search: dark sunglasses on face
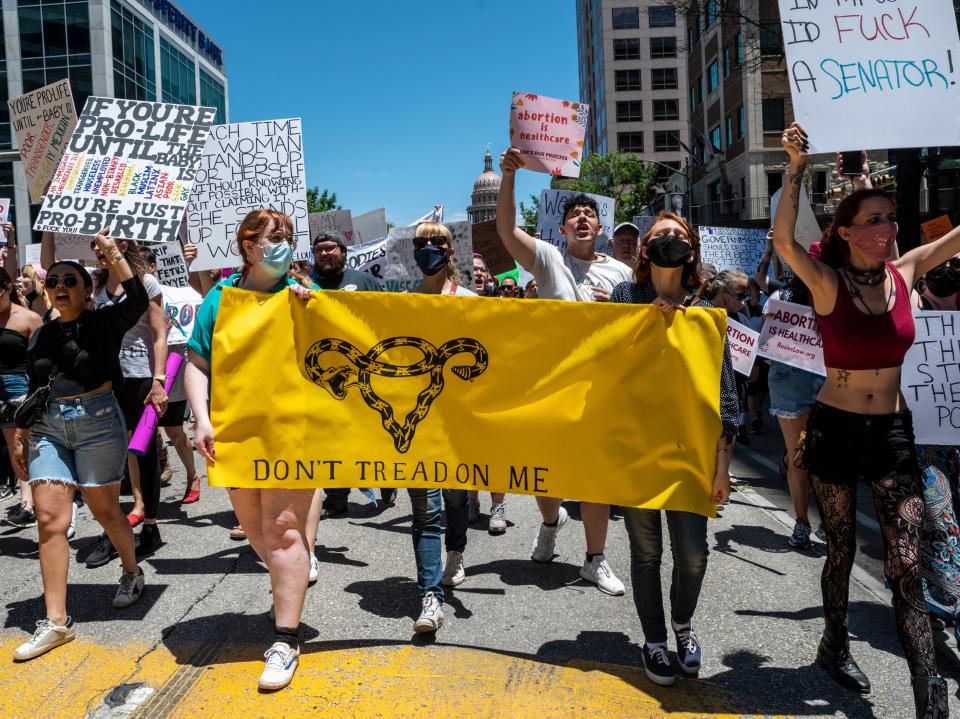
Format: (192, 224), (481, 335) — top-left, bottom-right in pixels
(413, 236), (447, 250)
(45, 274), (81, 289)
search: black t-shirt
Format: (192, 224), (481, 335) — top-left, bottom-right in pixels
(28, 276), (149, 397)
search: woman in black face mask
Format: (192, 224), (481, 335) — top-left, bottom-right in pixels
(610, 212), (740, 688)
(409, 222), (476, 297)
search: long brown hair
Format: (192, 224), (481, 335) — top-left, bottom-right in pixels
(235, 209), (311, 287)
(633, 211), (704, 293)
(820, 189), (894, 269)
(0, 269), (24, 307)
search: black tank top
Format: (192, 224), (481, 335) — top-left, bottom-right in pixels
(0, 328), (29, 376)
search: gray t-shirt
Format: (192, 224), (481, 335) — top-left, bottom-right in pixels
(94, 272), (162, 379)
(532, 240), (632, 302)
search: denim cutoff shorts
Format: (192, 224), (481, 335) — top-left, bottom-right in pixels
(768, 361), (825, 419)
(28, 387), (129, 487)
(0, 374), (29, 428)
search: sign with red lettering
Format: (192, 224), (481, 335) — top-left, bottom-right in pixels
(510, 92), (588, 178)
(901, 312), (960, 445)
(727, 317), (760, 377)
(777, 0), (960, 152)
(757, 299), (826, 376)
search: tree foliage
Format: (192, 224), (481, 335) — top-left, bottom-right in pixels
(518, 194), (540, 232)
(550, 152), (660, 224)
(307, 187), (341, 213)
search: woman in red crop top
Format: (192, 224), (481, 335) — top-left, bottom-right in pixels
(774, 123), (960, 719)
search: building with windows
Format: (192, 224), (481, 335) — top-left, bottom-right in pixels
(576, 0), (690, 187)
(0, 0), (228, 243)
(467, 148), (500, 224)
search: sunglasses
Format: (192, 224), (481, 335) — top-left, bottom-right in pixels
(413, 236), (447, 250)
(45, 274), (81, 289)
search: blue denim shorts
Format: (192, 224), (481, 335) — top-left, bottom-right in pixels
(0, 374), (29, 428)
(767, 361), (825, 419)
(28, 388), (129, 488)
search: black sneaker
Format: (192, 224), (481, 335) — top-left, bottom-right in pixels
(0, 484), (16, 504)
(641, 643), (676, 686)
(380, 489), (397, 507)
(85, 534), (118, 568)
(319, 504), (348, 520)
(3, 506), (37, 529)
(673, 624), (702, 676)
(134, 524), (163, 559)
(749, 417), (763, 435)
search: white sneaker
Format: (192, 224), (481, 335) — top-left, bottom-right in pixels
(308, 554), (319, 585)
(413, 592), (444, 633)
(113, 569), (145, 608)
(258, 641), (299, 690)
(579, 554), (625, 596)
(488, 502), (507, 535)
(66, 502), (78, 540)
(531, 506), (568, 562)
(13, 618), (76, 661)
(441, 550), (466, 587)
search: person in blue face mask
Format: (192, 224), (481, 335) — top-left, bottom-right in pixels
(409, 222), (476, 297)
(185, 209), (316, 692)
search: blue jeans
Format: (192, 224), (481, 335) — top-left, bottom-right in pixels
(624, 508), (709, 644)
(409, 489), (444, 602)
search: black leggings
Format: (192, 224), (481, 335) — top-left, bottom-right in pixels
(116, 378), (160, 521)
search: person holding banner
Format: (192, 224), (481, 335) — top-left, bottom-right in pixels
(185, 209), (315, 691)
(11, 232), (147, 661)
(776, 123), (960, 718)
(610, 212), (738, 687)
(497, 149), (630, 596)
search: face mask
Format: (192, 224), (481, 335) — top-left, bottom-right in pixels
(845, 221), (898, 263)
(414, 246), (449, 276)
(924, 262), (960, 298)
(646, 234), (693, 268)
(259, 241), (293, 278)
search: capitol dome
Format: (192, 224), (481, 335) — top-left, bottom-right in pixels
(467, 148), (501, 224)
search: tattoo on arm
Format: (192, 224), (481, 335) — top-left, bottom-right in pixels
(788, 164), (807, 204)
(836, 369), (850, 388)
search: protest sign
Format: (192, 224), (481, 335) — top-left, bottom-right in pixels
(757, 299), (825, 376)
(0, 199), (9, 222)
(33, 97), (216, 243)
(902, 312), (960, 445)
(53, 232), (97, 263)
(921, 215), (953, 244)
(352, 207), (388, 245)
(777, 0), (960, 153)
(152, 241), (190, 288)
(536, 189), (614, 255)
(471, 219), (515, 276)
(25, 243), (41, 267)
(346, 236), (388, 289)
(187, 118), (309, 271)
(309, 209), (353, 245)
(769, 185), (820, 250)
(632, 216), (655, 238)
(8, 79), (77, 203)
(510, 92), (588, 178)
(384, 221), (473, 293)
(162, 284), (203, 346)
(727, 317), (760, 377)
(698, 226), (768, 275)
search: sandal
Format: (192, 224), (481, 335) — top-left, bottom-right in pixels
(181, 476), (201, 505)
(126, 511), (145, 527)
(229, 525), (246, 541)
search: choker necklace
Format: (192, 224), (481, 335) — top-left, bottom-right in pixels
(846, 265), (885, 286)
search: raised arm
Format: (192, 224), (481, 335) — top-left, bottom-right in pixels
(755, 233), (775, 294)
(40, 231), (56, 272)
(496, 148), (537, 271)
(895, 225), (960, 290)
(2, 223), (18, 279)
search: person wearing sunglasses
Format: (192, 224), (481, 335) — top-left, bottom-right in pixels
(408, 223), (474, 297)
(185, 209), (316, 691)
(11, 231), (148, 661)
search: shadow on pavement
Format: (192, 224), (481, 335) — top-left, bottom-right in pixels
(4, 583), (168, 633)
(146, 545), (267, 576)
(466, 558), (586, 592)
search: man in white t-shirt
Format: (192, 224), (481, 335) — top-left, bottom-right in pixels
(495, 147), (630, 597)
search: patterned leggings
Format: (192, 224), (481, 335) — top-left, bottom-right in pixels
(813, 472), (937, 678)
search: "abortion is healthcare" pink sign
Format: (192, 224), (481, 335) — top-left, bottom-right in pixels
(510, 92), (589, 178)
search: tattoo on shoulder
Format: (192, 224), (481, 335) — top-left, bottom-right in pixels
(837, 369), (850, 388)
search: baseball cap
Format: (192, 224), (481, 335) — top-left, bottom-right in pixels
(613, 222), (640, 236)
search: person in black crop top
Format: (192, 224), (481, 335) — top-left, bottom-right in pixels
(10, 231), (148, 663)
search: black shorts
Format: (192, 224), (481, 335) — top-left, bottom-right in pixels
(799, 402), (921, 486)
(159, 400), (188, 427)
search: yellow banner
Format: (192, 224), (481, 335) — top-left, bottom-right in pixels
(208, 289), (726, 517)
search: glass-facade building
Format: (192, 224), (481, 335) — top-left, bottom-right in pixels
(1, 0), (228, 242)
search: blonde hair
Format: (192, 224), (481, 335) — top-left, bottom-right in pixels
(20, 265), (51, 310)
(415, 222), (462, 285)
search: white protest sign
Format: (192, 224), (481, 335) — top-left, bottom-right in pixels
(757, 299), (825, 376)
(161, 284), (203, 346)
(308, 209), (354, 245)
(25, 243), (41, 267)
(8, 79), (77, 203)
(770, 186), (820, 250)
(187, 118), (309, 271)
(53, 232), (97, 263)
(777, 0), (960, 153)
(34, 97), (216, 242)
(384, 221), (473, 293)
(346, 236), (388, 289)
(698, 226), (768, 275)
(352, 207), (388, 245)
(0, 199), (9, 222)
(727, 317), (760, 377)
(152, 241), (189, 288)
(901, 312), (960, 445)
(536, 189), (614, 255)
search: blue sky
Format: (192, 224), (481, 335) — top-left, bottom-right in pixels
(189, 1), (579, 226)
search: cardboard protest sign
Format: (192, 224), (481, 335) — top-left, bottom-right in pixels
(698, 226), (768, 276)
(152, 241), (190, 288)
(34, 97), (216, 242)
(757, 299), (825, 376)
(346, 236), (388, 289)
(921, 215), (953, 244)
(53, 232), (97, 263)
(471, 219), (515, 276)
(0, 199), (9, 222)
(308, 209), (353, 245)
(902, 312), (960, 444)
(384, 221), (473, 293)
(777, 0), (960, 153)
(510, 92), (588, 178)
(727, 317), (760, 377)
(769, 185), (820, 250)
(187, 118), (309, 271)
(162, 284), (203, 346)
(536, 189), (614, 256)
(8, 79), (77, 203)
(352, 207), (387, 245)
